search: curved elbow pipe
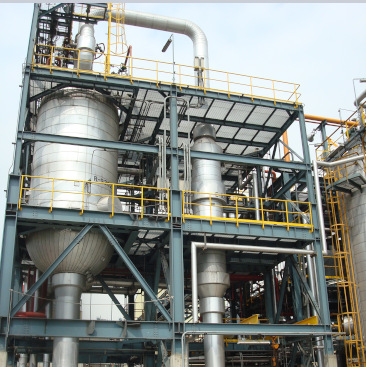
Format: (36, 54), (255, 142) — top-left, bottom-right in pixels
(93, 8), (210, 86)
(354, 89), (366, 107)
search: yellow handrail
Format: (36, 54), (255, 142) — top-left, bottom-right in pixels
(19, 175), (313, 231)
(19, 175), (170, 220)
(182, 190), (313, 231)
(31, 44), (301, 105)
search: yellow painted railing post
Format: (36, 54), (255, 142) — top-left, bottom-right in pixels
(203, 69), (206, 95)
(179, 64), (182, 90)
(49, 45), (54, 74)
(182, 191), (185, 223)
(18, 175), (25, 210)
(260, 197), (265, 229)
(273, 80), (276, 105)
(294, 83), (298, 107)
(79, 181), (85, 215)
(250, 76), (254, 101)
(235, 196), (239, 227)
(285, 201), (289, 231)
(140, 187), (144, 220)
(209, 193), (212, 225)
(49, 178), (55, 213)
(167, 189), (170, 221)
(110, 183), (115, 218)
(308, 203), (313, 233)
(156, 61), (159, 88)
(227, 72), (230, 98)
(77, 49), (80, 77)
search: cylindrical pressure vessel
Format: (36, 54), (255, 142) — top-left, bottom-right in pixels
(191, 124), (229, 367)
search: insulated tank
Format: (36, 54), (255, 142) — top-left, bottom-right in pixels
(343, 145), (366, 343)
(25, 88), (119, 367)
(26, 89), (118, 275)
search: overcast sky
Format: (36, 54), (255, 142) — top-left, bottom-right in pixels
(1, 2), (366, 242)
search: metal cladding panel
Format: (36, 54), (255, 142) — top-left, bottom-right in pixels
(191, 128), (226, 217)
(205, 100), (233, 120)
(254, 130), (276, 144)
(345, 159), (366, 343)
(27, 229), (114, 275)
(215, 126), (239, 139)
(246, 106), (274, 126)
(30, 89), (118, 210)
(27, 89), (118, 275)
(226, 103), (253, 123)
(266, 109), (289, 128)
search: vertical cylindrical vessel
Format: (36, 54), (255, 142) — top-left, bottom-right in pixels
(344, 147), (366, 343)
(74, 24), (96, 70)
(191, 124), (229, 367)
(26, 89), (119, 367)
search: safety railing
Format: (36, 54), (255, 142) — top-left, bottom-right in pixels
(18, 175), (170, 220)
(182, 191), (313, 231)
(323, 149), (366, 184)
(19, 175), (313, 231)
(315, 105), (365, 161)
(31, 44), (301, 105)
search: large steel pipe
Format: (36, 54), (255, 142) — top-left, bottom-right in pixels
(191, 124), (229, 367)
(92, 8), (210, 86)
(52, 273), (85, 367)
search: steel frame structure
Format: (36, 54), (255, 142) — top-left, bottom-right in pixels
(0, 4), (336, 366)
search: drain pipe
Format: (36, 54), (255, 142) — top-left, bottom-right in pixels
(92, 8), (210, 87)
(313, 154), (365, 256)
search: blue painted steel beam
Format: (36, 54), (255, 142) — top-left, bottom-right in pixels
(96, 276), (131, 321)
(98, 225), (172, 322)
(29, 68), (300, 112)
(19, 131), (309, 171)
(17, 206), (318, 241)
(10, 224), (94, 317)
(2, 319), (333, 339)
(289, 256), (322, 320)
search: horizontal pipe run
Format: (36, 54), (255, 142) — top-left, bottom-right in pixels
(313, 154), (365, 256)
(193, 242), (315, 255)
(191, 241), (314, 323)
(316, 154), (364, 168)
(305, 114), (358, 127)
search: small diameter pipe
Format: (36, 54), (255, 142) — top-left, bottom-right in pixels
(191, 241), (314, 324)
(312, 160), (328, 256)
(313, 154), (365, 255)
(191, 241), (198, 323)
(252, 169), (261, 221)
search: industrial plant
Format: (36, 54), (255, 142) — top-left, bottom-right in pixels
(1, 3), (366, 367)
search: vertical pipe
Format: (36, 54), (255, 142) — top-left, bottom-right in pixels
(191, 242), (198, 323)
(29, 354), (37, 367)
(252, 169), (261, 221)
(52, 273), (85, 367)
(306, 244), (324, 367)
(18, 354), (27, 367)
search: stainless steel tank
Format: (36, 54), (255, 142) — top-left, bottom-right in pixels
(74, 24), (96, 70)
(26, 89), (119, 367)
(191, 124), (229, 367)
(344, 147), (366, 343)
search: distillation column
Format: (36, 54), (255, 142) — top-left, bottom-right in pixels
(191, 124), (230, 367)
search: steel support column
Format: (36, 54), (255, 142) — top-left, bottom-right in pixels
(298, 109), (334, 357)
(168, 93), (185, 366)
